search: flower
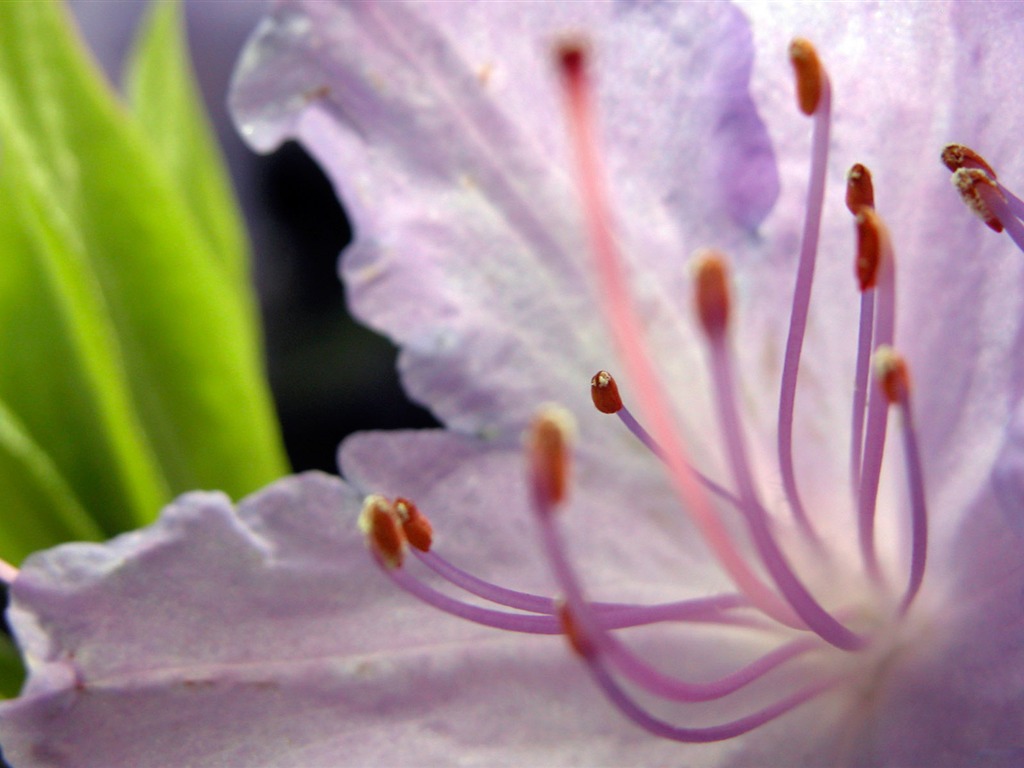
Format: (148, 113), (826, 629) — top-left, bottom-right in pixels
(3, 2), (1024, 766)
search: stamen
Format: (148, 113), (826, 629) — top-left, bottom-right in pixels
(693, 251), (730, 338)
(941, 143), (999, 178)
(696, 255), (865, 650)
(557, 41), (797, 625)
(777, 37), (832, 542)
(417, 546), (754, 629)
(529, 408), (832, 720)
(943, 144), (1024, 240)
(873, 348), (928, 613)
(593, 372), (745, 512)
(848, 168), (877, 497)
(559, 603), (596, 658)
(529, 406), (575, 508)
(590, 370), (623, 414)
(952, 168), (1005, 233)
(382, 564), (564, 635)
(394, 497), (433, 552)
(359, 495), (406, 569)
(788, 38), (825, 116)
(845, 163), (875, 215)
(584, 660), (838, 744)
(855, 210), (897, 582)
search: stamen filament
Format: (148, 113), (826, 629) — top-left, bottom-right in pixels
(584, 660), (838, 744)
(416, 548), (751, 627)
(558, 45), (796, 626)
(381, 559), (565, 635)
(897, 388), (928, 613)
(613, 400), (744, 509)
(529, 434), (825, 709)
(977, 180), (1024, 252)
(873, 349), (929, 614)
(856, 211), (897, 581)
(850, 289), (875, 499)
(777, 40), (832, 543)
(704, 309), (865, 650)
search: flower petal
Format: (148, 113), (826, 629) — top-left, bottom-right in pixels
(0, 470), (728, 766)
(229, 0), (779, 440)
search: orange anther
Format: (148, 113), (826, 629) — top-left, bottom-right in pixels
(846, 163), (875, 214)
(854, 208), (884, 291)
(359, 496), (406, 569)
(693, 251), (731, 338)
(529, 407), (574, 507)
(873, 347), (911, 404)
(789, 38), (824, 116)
(590, 370), (623, 414)
(395, 497), (433, 553)
(941, 144), (998, 179)
(558, 603), (595, 659)
(952, 168), (1005, 233)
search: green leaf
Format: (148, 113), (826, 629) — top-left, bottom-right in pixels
(0, 0), (289, 563)
(0, 634), (26, 699)
(125, 0), (250, 291)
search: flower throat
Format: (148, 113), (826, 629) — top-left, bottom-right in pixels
(358, 37), (1024, 743)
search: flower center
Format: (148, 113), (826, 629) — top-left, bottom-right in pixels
(356, 37), (1022, 744)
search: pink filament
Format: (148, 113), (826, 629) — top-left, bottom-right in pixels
(777, 76), (832, 543)
(560, 50), (798, 628)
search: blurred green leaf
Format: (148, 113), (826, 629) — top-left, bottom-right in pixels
(0, 0), (289, 564)
(0, 634), (25, 699)
(126, 0), (250, 290)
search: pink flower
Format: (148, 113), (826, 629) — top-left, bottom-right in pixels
(2, 3), (1023, 766)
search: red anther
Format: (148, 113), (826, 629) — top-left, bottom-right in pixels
(359, 496), (406, 569)
(590, 370), (623, 414)
(845, 163), (875, 214)
(530, 407), (574, 507)
(556, 39), (589, 84)
(873, 347), (910, 404)
(395, 497), (433, 552)
(693, 251), (731, 338)
(952, 168), (1005, 233)
(557, 603), (595, 659)
(941, 143), (998, 179)
(854, 208), (883, 291)
(789, 38), (824, 116)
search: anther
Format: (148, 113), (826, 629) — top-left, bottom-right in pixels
(952, 168), (1005, 233)
(591, 370), (623, 414)
(873, 346), (910, 405)
(854, 208), (883, 290)
(556, 39), (588, 80)
(845, 163), (875, 214)
(558, 602), (596, 659)
(359, 495), (406, 569)
(529, 406), (576, 507)
(693, 251), (731, 338)
(788, 38), (824, 116)
(941, 143), (998, 179)
(394, 497), (433, 552)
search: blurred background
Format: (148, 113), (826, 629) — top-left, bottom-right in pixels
(69, 0), (438, 474)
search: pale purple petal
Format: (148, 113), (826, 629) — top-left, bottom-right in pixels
(230, 0), (779, 442)
(0, 470), (727, 766)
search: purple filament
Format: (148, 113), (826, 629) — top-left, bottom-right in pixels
(850, 289), (875, 499)
(857, 229), (897, 581)
(896, 392), (929, 614)
(707, 335), (865, 650)
(777, 78), (832, 544)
